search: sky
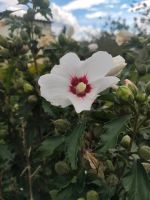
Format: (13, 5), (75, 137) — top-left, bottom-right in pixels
(0, 0), (149, 40)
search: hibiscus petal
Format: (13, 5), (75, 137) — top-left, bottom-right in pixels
(107, 55), (127, 76)
(38, 74), (69, 103)
(50, 95), (71, 108)
(68, 92), (97, 113)
(51, 52), (81, 79)
(92, 76), (120, 93)
(81, 51), (113, 82)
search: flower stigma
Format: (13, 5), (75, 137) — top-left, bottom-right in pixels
(69, 75), (92, 97)
(76, 82), (87, 94)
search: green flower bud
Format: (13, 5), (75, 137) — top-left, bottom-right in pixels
(0, 35), (8, 48)
(124, 79), (138, 95)
(86, 190), (99, 200)
(54, 161), (70, 175)
(116, 86), (134, 102)
(138, 145), (150, 160)
(77, 198), (85, 200)
(121, 135), (131, 149)
(142, 162), (150, 173)
(12, 103), (19, 112)
(41, 0), (50, 8)
(105, 160), (115, 172)
(28, 95), (38, 104)
(106, 174), (119, 187)
(135, 92), (146, 103)
(23, 82), (34, 93)
(53, 119), (71, 133)
(145, 81), (150, 96)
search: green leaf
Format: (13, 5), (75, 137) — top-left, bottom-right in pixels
(38, 136), (64, 158)
(0, 143), (14, 170)
(123, 161), (150, 200)
(55, 185), (75, 200)
(66, 122), (86, 170)
(42, 100), (61, 119)
(98, 115), (131, 152)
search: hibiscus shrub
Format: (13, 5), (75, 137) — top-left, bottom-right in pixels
(0, 1), (150, 200)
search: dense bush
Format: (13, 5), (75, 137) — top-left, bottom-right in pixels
(0, 1), (150, 200)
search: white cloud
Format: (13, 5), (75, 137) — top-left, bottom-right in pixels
(63, 0), (106, 11)
(86, 11), (107, 19)
(74, 25), (101, 41)
(106, 5), (115, 8)
(63, 0), (119, 11)
(51, 3), (101, 41)
(51, 3), (78, 27)
(0, 0), (18, 9)
(0, 1), (103, 41)
(120, 4), (129, 9)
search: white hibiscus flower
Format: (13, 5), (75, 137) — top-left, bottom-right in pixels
(115, 30), (133, 46)
(38, 51), (124, 113)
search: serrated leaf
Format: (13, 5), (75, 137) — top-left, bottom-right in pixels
(42, 100), (61, 119)
(123, 161), (150, 200)
(98, 115), (131, 152)
(66, 122), (86, 170)
(38, 136), (64, 158)
(55, 185), (75, 200)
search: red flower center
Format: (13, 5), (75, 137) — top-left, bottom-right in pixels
(69, 75), (92, 97)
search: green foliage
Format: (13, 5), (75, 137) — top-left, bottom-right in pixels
(66, 122), (86, 170)
(123, 161), (150, 200)
(0, 0), (150, 199)
(38, 136), (65, 159)
(99, 115), (131, 152)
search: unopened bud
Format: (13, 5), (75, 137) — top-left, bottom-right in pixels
(86, 190), (99, 200)
(77, 198), (85, 200)
(105, 160), (115, 172)
(116, 86), (134, 102)
(28, 95), (38, 104)
(135, 92), (146, 103)
(138, 145), (150, 160)
(54, 119), (71, 133)
(23, 82), (34, 93)
(54, 161), (70, 175)
(106, 174), (119, 187)
(124, 79), (138, 95)
(121, 135), (131, 148)
(142, 162), (150, 173)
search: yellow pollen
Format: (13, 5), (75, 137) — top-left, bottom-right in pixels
(76, 82), (86, 94)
